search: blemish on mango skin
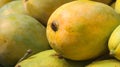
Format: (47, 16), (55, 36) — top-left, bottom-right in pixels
(51, 21), (59, 32)
(16, 65), (21, 67)
(51, 53), (64, 59)
(25, 0), (28, 2)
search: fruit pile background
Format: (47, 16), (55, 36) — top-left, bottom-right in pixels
(0, 0), (120, 67)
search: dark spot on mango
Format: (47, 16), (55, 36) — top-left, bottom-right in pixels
(3, 40), (7, 43)
(58, 54), (64, 59)
(17, 65), (21, 67)
(51, 21), (58, 32)
(25, 0), (28, 2)
(51, 53), (64, 59)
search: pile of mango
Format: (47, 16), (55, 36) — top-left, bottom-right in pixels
(0, 0), (120, 67)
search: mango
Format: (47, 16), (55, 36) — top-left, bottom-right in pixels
(46, 1), (120, 61)
(0, 14), (50, 67)
(15, 49), (92, 67)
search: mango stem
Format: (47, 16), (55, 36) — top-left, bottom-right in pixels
(17, 49), (32, 63)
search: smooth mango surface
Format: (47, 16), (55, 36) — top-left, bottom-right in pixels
(47, 1), (120, 61)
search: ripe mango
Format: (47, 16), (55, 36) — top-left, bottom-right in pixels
(47, 1), (120, 61)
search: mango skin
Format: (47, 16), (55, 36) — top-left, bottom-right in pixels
(0, 14), (50, 67)
(86, 59), (120, 67)
(115, 0), (120, 14)
(23, 0), (75, 26)
(0, 0), (12, 8)
(47, 1), (120, 61)
(0, 0), (27, 16)
(108, 25), (120, 60)
(15, 49), (92, 67)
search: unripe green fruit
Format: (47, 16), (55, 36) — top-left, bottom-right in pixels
(15, 49), (92, 67)
(0, 14), (50, 66)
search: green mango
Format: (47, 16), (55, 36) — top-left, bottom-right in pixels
(15, 49), (92, 67)
(0, 14), (50, 67)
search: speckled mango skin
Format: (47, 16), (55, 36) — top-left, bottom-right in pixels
(47, 1), (120, 61)
(0, 14), (50, 67)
